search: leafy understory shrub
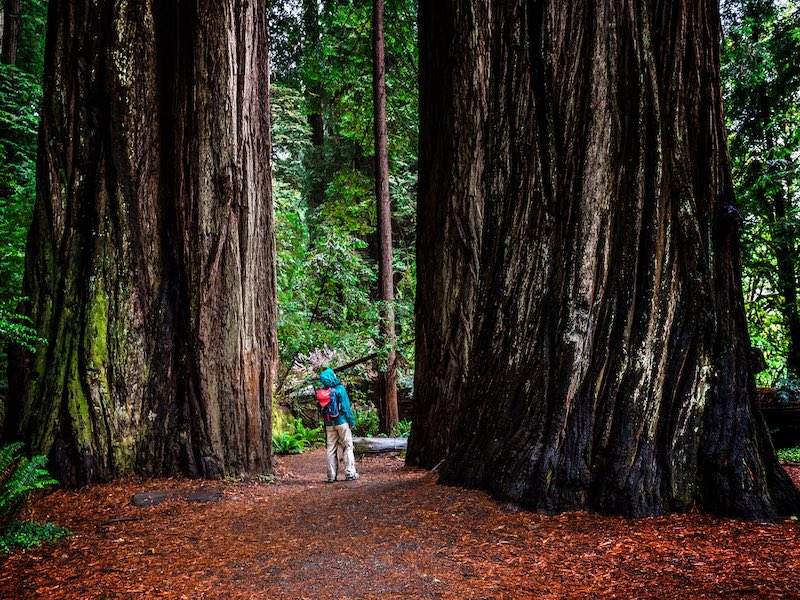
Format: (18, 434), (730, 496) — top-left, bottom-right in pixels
(778, 447), (800, 464)
(0, 520), (70, 554)
(291, 417), (323, 448)
(353, 408), (379, 437)
(272, 432), (306, 455)
(392, 420), (412, 438)
(272, 418), (324, 455)
(0, 443), (69, 554)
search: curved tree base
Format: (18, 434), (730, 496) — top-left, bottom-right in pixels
(5, 0), (276, 487)
(407, 0), (800, 520)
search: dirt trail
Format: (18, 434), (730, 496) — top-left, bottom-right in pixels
(2, 450), (800, 599)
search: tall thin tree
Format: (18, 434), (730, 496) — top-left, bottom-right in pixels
(1, 0), (20, 64)
(372, 0), (398, 434)
(302, 0), (325, 210)
(407, 0), (800, 519)
(723, 0), (800, 379)
(7, 0), (277, 486)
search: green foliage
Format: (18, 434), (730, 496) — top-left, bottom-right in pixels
(0, 65), (41, 357)
(392, 419), (411, 438)
(0, 443), (58, 529)
(0, 443), (65, 555)
(722, 0), (800, 383)
(272, 432), (306, 455)
(270, 0), (419, 398)
(0, 53), (45, 402)
(272, 84), (377, 368)
(272, 418), (324, 455)
(353, 408), (379, 437)
(14, 0), (49, 76)
(0, 303), (41, 352)
(0, 520), (70, 555)
(777, 446), (800, 463)
(318, 0), (418, 161)
(291, 417), (324, 447)
(268, 0), (303, 84)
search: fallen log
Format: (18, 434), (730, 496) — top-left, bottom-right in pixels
(353, 437), (407, 454)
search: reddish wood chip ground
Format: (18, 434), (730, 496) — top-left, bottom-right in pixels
(2, 451), (800, 599)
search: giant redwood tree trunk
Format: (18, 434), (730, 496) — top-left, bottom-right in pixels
(6, 0), (277, 486)
(407, 0), (800, 519)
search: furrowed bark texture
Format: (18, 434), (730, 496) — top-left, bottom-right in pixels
(6, 0), (276, 486)
(407, 0), (800, 519)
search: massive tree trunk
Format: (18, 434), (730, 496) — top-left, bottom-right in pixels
(1, 0), (19, 65)
(6, 0), (277, 486)
(407, 0), (800, 519)
(372, 0), (398, 434)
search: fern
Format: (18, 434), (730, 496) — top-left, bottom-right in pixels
(0, 442), (23, 485)
(291, 418), (323, 447)
(0, 443), (58, 532)
(353, 409), (379, 437)
(272, 432), (306, 455)
(392, 419), (412, 438)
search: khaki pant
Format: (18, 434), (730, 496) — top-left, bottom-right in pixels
(325, 423), (357, 481)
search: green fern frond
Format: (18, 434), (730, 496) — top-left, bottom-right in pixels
(0, 443), (24, 484)
(0, 444), (58, 531)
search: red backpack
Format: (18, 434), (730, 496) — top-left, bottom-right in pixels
(315, 387), (340, 419)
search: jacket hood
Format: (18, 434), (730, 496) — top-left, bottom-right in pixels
(319, 368), (341, 388)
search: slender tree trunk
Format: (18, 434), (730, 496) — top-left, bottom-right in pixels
(750, 11), (800, 381)
(770, 185), (800, 378)
(1, 0), (19, 65)
(407, 0), (799, 519)
(302, 0), (325, 210)
(6, 0), (277, 486)
(761, 131), (800, 378)
(372, 0), (398, 434)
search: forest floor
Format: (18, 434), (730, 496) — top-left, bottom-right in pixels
(2, 451), (800, 599)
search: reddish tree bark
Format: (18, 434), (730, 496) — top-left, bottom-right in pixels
(372, 0), (398, 434)
(407, 0), (800, 519)
(6, 0), (277, 486)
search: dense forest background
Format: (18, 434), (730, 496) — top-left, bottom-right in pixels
(0, 0), (797, 428)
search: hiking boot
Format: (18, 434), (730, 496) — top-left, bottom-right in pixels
(345, 473), (359, 481)
(326, 478), (337, 483)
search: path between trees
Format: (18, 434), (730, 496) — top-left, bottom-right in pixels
(2, 450), (800, 598)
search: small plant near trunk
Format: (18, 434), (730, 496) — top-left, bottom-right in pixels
(778, 447), (800, 464)
(392, 419), (412, 438)
(353, 408), (379, 437)
(0, 443), (70, 554)
(272, 419), (324, 455)
(272, 432), (306, 455)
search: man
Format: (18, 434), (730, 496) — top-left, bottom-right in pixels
(319, 367), (359, 482)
